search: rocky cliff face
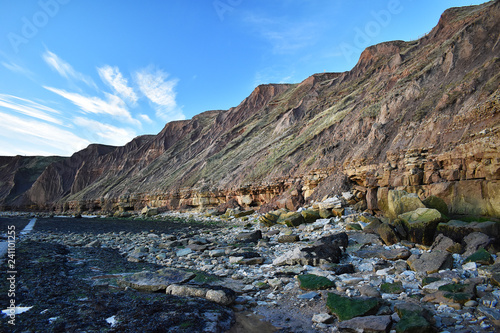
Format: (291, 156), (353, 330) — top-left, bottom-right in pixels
(1, 1), (499, 217)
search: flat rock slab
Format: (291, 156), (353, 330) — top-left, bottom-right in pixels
(118, 268), (195, 292)
(337, 315), (392, 332)
(407, 250), (453, 275)
(166, 284), (236, 305)
(354, 246), (411, 261)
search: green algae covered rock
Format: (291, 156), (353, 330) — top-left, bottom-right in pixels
(399, 208), (446, 245)
(259, 212), (279, 226)
(297, 274), (335, 290)
(326, 293), (380, 321)
(301, 209), (321, 224)
(422, 195), (449, 216)
(465, 248), (494, 265)
(380, 281), (404, 294)
(278, 211), (305, 227)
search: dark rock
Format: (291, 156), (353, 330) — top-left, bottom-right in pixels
(407, 251), (453, 274)
(463, 232), (493, 257)
(430, 234), (463, 253)
(437, 220), (500, 243)
(278, 234), (300, 243)
(301, 209), (321, 224)
(380, 281), (404, 294)
(118, 268), (195, 292)
(464, 248), (494, 265)
(422, 195), (449, 216)
(337, 315), (392, 332)
(326, 293), (380, 321)
(376, 223), (400, 245)
(297, 274), (336, 290)
(235, 230), (262, 243)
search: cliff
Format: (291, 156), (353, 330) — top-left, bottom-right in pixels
(1, 1), (499, 217)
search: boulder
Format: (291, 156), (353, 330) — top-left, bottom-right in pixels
(278, 211), (305, 227)
(337, 315), (392, 333)
(326, 293), (380, 321)
(301, 209), (321, 224)
(463, 232), (493, 257)
(383, 190), (426, 219)
(464, 248), (494, 265)
(273, 232), (347, 266)
(258, 212), (279, 226)
(166, 284), (236, 305)
(422, 195), (449, 216)
(234, 210), (255, 218)
(117, 268), (195, 292)
(430, 234), (463, 253)
(278, 234), (300, 243)
(235, 230), (262, 243)
(297, 274), (335, 290)
(436, 220), (500, 243)
(398, 208), (445, 245)
(407, 251), (453, 274)
(141, 206), (158, 217)
(376, 223), (400, 245)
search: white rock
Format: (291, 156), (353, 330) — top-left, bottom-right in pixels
(312, 313), (334, 324)
(462, 261), (477, 271)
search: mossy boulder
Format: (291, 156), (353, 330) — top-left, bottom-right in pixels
(319, 208), (334, 219)
(438, 283), (475, 305)
(377, 223), (400, 245)
(421, 277), (441, 286)
(384, 190), (426, 219)
(346, 223), (362, 231)
(278, 211), (305, 227)
(301, 209), (321, 224)
(258, 212), (279, 226)
(234, 210), (255, 218)
(394, 303), (432, 333)
(465, 248), (494, 265)
(326, 293), (380, 321)
(399, 208), (446, 245)
(380, 281), (404, 294)
(422, 196), (449, 216)
(297, 274), (335, 290)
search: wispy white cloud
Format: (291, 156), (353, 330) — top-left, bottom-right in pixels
(44, 86), (140, 126)
(42, 50), (96, 88)
(0, 94), (63, 125)
(243, 13), (319, 54)
(139, 114), (153, 123)
(0, 111), (90, 156)
(73, 117), (136, 146)
(97, 65), (138, 105)
(135, 67), (185, 121)
(1, 61), (34, 77)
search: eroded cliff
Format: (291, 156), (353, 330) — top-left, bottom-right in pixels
(1, 1), (499, 217)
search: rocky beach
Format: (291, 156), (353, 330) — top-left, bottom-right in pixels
(1, 190), (499, 332)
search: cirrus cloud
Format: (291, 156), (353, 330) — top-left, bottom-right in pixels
(97, 65), (138, 105)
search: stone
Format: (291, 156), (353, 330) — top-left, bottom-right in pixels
(297, 274), (335, 290)
(355, 246), (411, 261)
(463, 232), (493, 257)
(477, 306), (500, 325)
(393, 303), (432, 333)
(278, 211), (305, 227)
(312, 313), (334, 324)
(259, 212), (279, 226)
(422, 195), (449, 216)
(320, 263), (355, 275)
(176, 248), (193, 257)
(422, 280), (452, 293)
(376, 223), (400, 245)
(301, 209), (321, 224)
(357, 285), (381, 298)
(317, 197), (342, 210)
(278, 234), (300, 243)
(491, 273), (500, 287)
(430, 234), (462, 253)
(464, 248), (494, 265)
(234, 210), (254, 218)
(166, 284), (236, 305)
(273, 232), (347, 266)
(209, 249), (226, 257)
(384, 190), (426, 219)
(297, 291), (320, 300)
(235, 230), (262, 243)
(337, 315), (392, 333)
(398, 208), (445, 245)
(319, 208), (333, 219)
(118, 268), (195, 292)
(407, 251), (453, 274)
(141, 206), (158, 217)
(380, 281), (404, 294)
(436, 220), (500, 243)
(326, 293), (380, 321)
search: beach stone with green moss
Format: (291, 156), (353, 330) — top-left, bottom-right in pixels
(297, 274), (335, 290)
(465, 248), (494, 265)
(399, 208), (445, 245)
(301, 209), (321, 224)
(326, 293), (380, 321)
(380, 281), (404, 294)
(259, 212), (279, 226)
(422, 195), (448, 216)
(278, 211), (305, 227)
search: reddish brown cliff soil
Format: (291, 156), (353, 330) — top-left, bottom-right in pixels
(1, 1), (499, 217)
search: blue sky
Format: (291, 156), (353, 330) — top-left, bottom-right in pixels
(0, 0), (488, 156)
